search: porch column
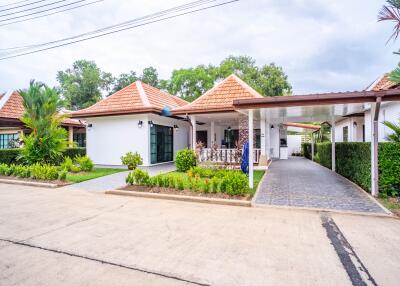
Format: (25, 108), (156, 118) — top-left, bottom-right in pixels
(248, 110), (254, 189)
(210, 121), (215, 146)
(265, 121), (271, 160)
(68, 126), (73, 147)
(190, 115), (196, 151)
(260, 116), (266, 156)
(331, 114), (336, 172)
(371, 99), (381, 197)
(311, 132), (315, 161)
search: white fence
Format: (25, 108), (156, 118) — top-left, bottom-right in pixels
(198, 148), (261, 164)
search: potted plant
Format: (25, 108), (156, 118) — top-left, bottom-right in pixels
(121, 152), (143, 170)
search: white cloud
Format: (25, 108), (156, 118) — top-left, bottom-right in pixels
(0, 0), (397, 94)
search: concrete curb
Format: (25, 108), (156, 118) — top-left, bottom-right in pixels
(105, 190), (251, 207)
(0, 178), (60, 188)
(252, 203), (395, 218)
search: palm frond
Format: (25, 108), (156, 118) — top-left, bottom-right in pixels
(378, 4), (400, 43)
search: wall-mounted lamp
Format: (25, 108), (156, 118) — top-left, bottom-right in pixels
(227, 126), (231, 131)
(148, 120), (154, 128)
(173, 124), (179, 129)
(353, 122), (358, 127)
(271, 125), (274, 129)
(138, 120), (143, 128)
(88, 123), (93, 128)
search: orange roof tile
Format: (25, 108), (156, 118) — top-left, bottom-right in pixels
(173, 74), (264, 115)
(369, 74), (399, 91)
(72, 81), (188, 118)
(0, 91), (83, 127)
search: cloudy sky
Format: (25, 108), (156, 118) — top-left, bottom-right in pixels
(0, 0), (398, 94)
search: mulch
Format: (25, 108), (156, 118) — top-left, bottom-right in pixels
(119, 185), (251, 201)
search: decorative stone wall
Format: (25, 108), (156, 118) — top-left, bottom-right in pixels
(238, 116), (248, 148)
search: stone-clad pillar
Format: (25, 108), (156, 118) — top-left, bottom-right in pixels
(238, 116), (248, 148)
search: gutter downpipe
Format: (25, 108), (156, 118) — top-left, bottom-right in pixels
(371, 96), (381, 197)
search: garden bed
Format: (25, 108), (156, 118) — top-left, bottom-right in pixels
(120, 185), (251, 200)
(0, 175), (70, 188)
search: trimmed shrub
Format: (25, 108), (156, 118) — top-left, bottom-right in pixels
(121, 152), (143, 170)
(219, 171), (249, 196)
(302, 143), (312, 160)
(0, 149), (21, 165)
(301, 142), (400, 196)
(126, 169), (150, 186)
(30, 163), (59, 180)
(0, 164), (9, 175)
(63, 148), (86, 159)
(75, 155), (94, 172)
(69, 164), (81, 173)
(58, 169), (68, 181)
(175, 149), (197, 172)
(60, 157), (74, 172)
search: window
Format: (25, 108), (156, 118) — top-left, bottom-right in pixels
(224, 129), (239, 148)
(0, 133), (19, 149)
(362, 124), (365, 142)
(150, 124), (173, 164)
(73, 133), (86, 147)
(343, 126), (349, 142)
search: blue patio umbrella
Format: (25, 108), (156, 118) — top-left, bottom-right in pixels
(161, 106), (172, 117)
(241, 142), (249, 174)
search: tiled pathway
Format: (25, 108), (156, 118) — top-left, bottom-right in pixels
(255, 157), (386, 214)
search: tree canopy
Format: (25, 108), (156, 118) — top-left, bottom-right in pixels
(56, 56), (292, 107)
(57, 60), (113, 110)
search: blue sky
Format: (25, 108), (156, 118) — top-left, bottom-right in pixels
(0, 0), (398, 94)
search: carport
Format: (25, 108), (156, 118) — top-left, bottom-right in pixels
(233, 89), (400, 197)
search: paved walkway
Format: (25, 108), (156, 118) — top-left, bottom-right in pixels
(255, 157), (386, 214)
(62, 163), (176, 192)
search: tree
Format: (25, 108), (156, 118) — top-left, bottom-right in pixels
(19, 80), (68, 164)
(57, 60), (113, 110)
(111, 71), (138, 93)
(378, 0), (400, 43)
(165, 66), (215, 102)
(141, 66), (159, 87)
(216, 55), (292, 96)
(383, 117), (400, 142)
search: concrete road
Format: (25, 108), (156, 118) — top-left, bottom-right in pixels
(0, 183), (399, 286)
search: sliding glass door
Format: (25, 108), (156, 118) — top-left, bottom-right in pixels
(150, 124), (173, 164)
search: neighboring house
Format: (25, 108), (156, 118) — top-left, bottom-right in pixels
(334, 74), (400, 142)
(72, 81), (190, 166)
(0, 91), (86, 149)
(72, 74), (305, 167)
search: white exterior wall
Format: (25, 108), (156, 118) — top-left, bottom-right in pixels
(287, 135), (302, 155)
(85, 114), (190, 167)
(334, 117), (364, 142)
(365, 102), (400, 142)
(269, 125), (280, 158)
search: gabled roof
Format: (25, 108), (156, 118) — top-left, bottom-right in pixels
(368, 73), (399, 91)
(173, 74), (264, 115)
(0, 91), (83, 127)
(72, 81), (188, 118)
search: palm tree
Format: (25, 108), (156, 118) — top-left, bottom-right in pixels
(383, 118), (400, 142)
(378, 0), (400, 42)
(19, 80), (68, 164)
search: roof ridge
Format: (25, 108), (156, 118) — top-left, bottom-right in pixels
(0, 90), (14, 110)
(229, 74), (264, 98)
(140, 81), (188, 105)
(136, 81), (151, 107)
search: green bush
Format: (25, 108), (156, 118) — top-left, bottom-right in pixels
(219, 171), (249, 196)
(302, 142), (400, 196)
(175, 149), (197, 172)
(0, 149), (21, 165)
(75, 155), (94, 172)
(14, 165), (31, 178)
(121, 152), (143, 170)
(30, 163), (59, 180)
(0, 164), (9, 176)
(58, 169), (67, 181)
(302, 143), (312, 159)
(69, 164), (81, 173)
(63, 148), (86, 159)
(126, 168), (150, 185)
(60, 157), (74, 171)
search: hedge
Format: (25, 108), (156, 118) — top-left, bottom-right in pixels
(301, 142), (400, 196)
(0, 148), (86, 165)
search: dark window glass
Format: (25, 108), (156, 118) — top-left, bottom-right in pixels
(0, 133), (19, 149)
(73, 133), (86, 147)
(343, 126), (349, 142)
(150, 124), (173, 164)
(362, 125), (365, 142)
(224, 129), (239, 148)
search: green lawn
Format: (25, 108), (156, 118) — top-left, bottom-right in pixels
(66, 168), (126, 183)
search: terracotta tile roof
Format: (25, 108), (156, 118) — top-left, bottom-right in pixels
(72, 81), (188, 118)
(173, 74), (264, 115)
(0, 91), (83, 127)
(369, 74), (399, 91)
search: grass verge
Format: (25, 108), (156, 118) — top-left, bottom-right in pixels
(66, 168), (126, 183)
(378, 197), (400, 217)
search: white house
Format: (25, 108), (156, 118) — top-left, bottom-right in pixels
(334, 74), (400, 143)
(72, 81), (190, 166)
(72, 75), (308, 167)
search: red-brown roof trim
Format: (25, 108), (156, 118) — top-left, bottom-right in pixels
(233, 90), (400, 109)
